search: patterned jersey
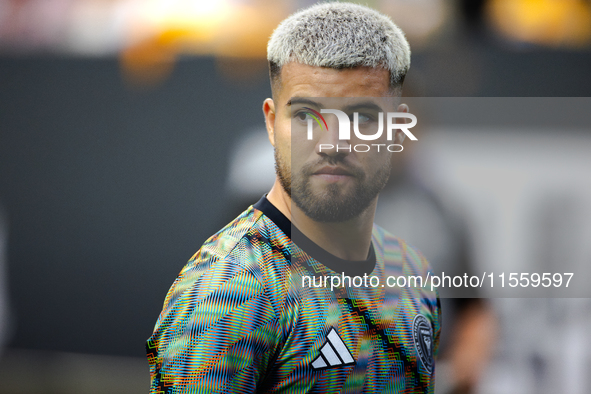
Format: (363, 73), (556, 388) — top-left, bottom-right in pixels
(147, 196), (441, 393)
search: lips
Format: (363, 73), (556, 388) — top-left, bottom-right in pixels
(313, 166), (352, 176)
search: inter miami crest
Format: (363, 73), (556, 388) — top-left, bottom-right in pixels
(412, 314), (434, 374)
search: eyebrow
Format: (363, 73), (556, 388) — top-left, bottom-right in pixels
(286, 98), (321, 107)
(286, 98), (386, 113)
(342, 101), (385, 113)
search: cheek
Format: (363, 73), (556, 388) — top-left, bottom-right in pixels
(286, 121), (318, 166)
(276, 135), (292, 165)
(273, 128), (294, 171)
(273, 116), (291, 146)
(360, 152), (391, 173)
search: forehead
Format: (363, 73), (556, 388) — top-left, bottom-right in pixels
(277, 62), (392, 99)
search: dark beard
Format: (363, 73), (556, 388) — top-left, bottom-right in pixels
(274, 147), (390, 222)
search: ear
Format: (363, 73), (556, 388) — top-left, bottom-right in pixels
(394, 103), (409, 145)
(263, 98), (276, 147)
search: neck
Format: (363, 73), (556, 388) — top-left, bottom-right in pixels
(267, 179), (376, 261)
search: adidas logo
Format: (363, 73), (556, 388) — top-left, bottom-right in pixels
(311, 328), (355, 370)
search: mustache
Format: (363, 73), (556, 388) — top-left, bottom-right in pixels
(300, 157), (365, 179)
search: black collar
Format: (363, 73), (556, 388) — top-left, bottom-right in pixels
(253, 195), (376, 276)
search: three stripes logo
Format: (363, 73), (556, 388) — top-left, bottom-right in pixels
(311, 328), (355, 370)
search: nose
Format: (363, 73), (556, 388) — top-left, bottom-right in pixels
(315, 114), (351, 159)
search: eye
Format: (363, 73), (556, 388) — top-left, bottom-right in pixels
(294, 111), (313, 122)
(351, 112), (375, 124)
(357, 113), (372, 123)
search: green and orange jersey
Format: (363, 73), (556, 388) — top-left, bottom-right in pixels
(147, 196), (440, 393)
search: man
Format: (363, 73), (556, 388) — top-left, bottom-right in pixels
(147, 3), (440, 393)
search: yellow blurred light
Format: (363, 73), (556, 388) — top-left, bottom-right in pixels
(487, 0), (591, 47)
(142, 0), (232, 42)
(121, 0), (286, 85)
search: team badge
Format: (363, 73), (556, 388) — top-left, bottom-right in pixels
(412, 314), (434, 374)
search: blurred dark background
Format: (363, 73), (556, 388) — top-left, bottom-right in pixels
(0, 0), (590, 393)
(0, 56), (272, 357)
(2, 47), (589, 353)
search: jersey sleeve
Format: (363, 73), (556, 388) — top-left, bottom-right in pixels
(146, 258), (281, 394)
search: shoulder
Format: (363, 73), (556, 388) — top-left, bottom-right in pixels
(372, 223), (432, 276)
(161, 205), (292, 315)
(372, 223), (440, 326)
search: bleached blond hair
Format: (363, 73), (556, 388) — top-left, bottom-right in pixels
(267, 2), (410, 92)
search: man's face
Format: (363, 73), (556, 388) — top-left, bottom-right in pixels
(267, 62), (400, 222)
